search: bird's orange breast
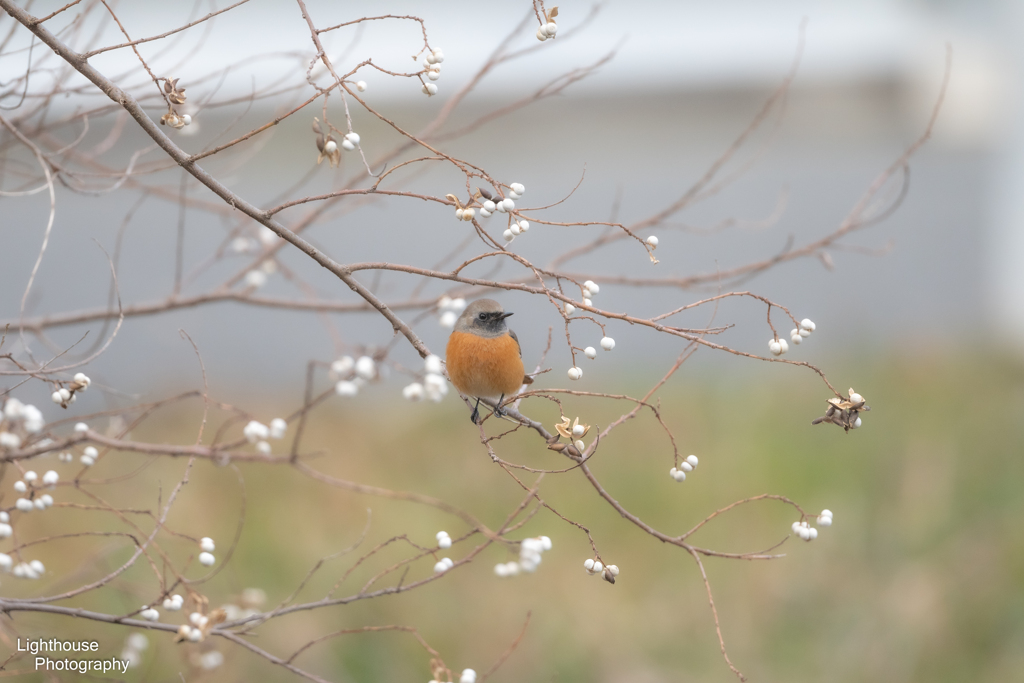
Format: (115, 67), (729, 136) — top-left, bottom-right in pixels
(446, 331), (525, 399)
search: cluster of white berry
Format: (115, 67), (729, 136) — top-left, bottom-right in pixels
(792, 509), (832, 541)
(259, 226), (279, 246)
(194, 650), (226, 670)
(494, 535), (553, 577)
(565, 283), (615, 380)
(437, 295), (468, 328)
(495, 184), (529, 242)
(421, 47), (444, 96)
(433, 556), (455, 574)
(139, 605), (160, 621)
(403, 354), (448, 403)
(160, 112), (192, 129)
(120, 633), (149, 669)
(338, 131), (360, 152)
(0, 510), (11, 538)
(1, 398), (46, 448)
(668, 454), (700, 482)
(435, 530), (452, 549)
(162, 593), (185, 611)
(233, 227), (282, 254)
(2, 554), (45, 579)
(244, 257), (278, 290)
(535, 8), (559, 41)
(769, 318), (816, 357)
(198, 536), (217, 566)
(221, 587), (266, 621)
(582, 558), (620, 582)
(331, 355), (378, 397)
(231, 236), (255, 254)
(80, 445), (98, 466)
(429, 670), (477, 683)
(12, 468), (58, 512)
(49, 372), (91, 408)
(178, 612), (213, 642)
(242, 418), (288, 454)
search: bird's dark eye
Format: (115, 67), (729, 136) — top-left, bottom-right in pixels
(478, 313), (486, 321)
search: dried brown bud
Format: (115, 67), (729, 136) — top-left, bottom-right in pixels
(163, 78), (186, 104)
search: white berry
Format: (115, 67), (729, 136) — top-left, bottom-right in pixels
(584, 347), (597, 359)
(567, 367), (582, 381)
(356, 80), (367, 91)
(600, 337), (615, 351)
(646, 235), (659, 248)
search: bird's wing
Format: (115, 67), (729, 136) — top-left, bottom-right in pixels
(509, 328), (535, 385)
(509, 328), (522, 358)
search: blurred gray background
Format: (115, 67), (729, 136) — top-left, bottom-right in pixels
(1, 0), (1020, 405)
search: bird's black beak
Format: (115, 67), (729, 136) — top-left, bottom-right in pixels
(499, 311), (514, 320)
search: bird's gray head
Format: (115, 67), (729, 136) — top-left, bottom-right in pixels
(454, 299), (513, 338)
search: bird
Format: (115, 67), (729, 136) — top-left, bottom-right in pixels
(446, 299), (532, 424)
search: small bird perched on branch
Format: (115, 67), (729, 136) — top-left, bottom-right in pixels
(446, 299), (532, 424)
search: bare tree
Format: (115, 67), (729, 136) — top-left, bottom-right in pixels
(0, 1), (947, 681)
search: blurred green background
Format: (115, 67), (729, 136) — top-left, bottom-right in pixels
(6, 348), (1023, 682)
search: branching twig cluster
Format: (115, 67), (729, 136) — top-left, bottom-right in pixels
(0, 1), (947, 680)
